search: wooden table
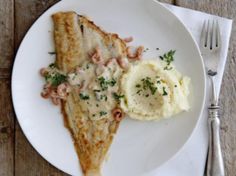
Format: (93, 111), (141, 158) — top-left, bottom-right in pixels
(0, 0), (235, 175)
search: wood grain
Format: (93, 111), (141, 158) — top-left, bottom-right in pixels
(14, 0), (59, 48)
(14, 0), (66, 176)
(0, 0), (235, 175)
(0, 79), (14, 176)
(0, 0), (14, 176)
(176, 1), (236, 176)
(0, 0), (14, 70)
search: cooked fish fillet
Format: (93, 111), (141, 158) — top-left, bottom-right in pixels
(52, 12), (127, 176)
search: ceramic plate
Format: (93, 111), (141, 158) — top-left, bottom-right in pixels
(12, 0), (206, 175)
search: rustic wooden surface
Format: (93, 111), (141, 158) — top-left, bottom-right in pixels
(0, 0), (235, 175)
(0, 0), (14, 176)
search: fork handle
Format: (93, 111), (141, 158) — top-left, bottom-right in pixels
(207, 106), (224, 176)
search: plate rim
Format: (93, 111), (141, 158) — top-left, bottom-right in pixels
(144, 1), (207, 175)
(11, 0), (206, 175)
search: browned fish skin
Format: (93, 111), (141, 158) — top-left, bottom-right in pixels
(52, 12), (84, 73)
(52, 12), (127, 176)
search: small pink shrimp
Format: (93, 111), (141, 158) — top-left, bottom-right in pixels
(123, 36), (133, 43)
(39, 68), (48, 76)
(105, 58), (117, 67)
(46, 90), (61, 105)
(127, 46), (136, 59)
(136, 46), (144, 60)
(57, 83), (71, 99)
(112, 107), (124, 122)
(41, 83), (51, 99)
(51, 97), (61, 105)
(41, 91), (50, 99)
(90, 46), (103, 64)
(127, 46), (144, 60)
(116, 57), (128, 69)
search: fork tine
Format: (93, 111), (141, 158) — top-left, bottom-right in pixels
(200, 20), (207, 47)
(206, 20), (211, 48)
(216, 21), (221, 48)
(211, 20), (216, 49)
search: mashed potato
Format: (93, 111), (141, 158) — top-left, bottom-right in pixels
(120, 60), (190, 120)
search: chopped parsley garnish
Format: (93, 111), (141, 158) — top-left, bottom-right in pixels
(49, 63), (56, 68)
(98, 77), (108, 90)
(157, 80), (161, 84)
(86, 63), (90, 69)
(93, 89), (101, 93)
(174, 85), (177, 88)
(164, 66), (173, 70)
(96, 104), (99, 107)
(162, 87), (168, 96)
(98, 77), (116, 90)
(113, 93), (125, 102)
(136, 77), (158, 96)
(45, 72), (67, 87)
(109, 78), (116, 86)
(136, 90), (142, 94)
(92, 114), (96, 117)
(141, 77), (157, 95)
(159, 50), (176, 65)
(100, 94), (108, 101)
(79, 93), (90, 100)
(99, 111), (107, 116)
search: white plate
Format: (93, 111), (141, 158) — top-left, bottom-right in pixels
(12, 0), (206, 175)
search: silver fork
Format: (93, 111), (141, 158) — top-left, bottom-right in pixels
(200, 20), (224, 176)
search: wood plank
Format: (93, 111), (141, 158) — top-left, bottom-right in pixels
(0, 0), (14, 176)
(14, 0), (60, 48)
(14, 0), (66, 175)
(176, 1), (236, 176)
(0, 0), (14, 70)
(0, 79), (14, 176)
(0, 68), (11, 79)
(14, 0), (236, 175)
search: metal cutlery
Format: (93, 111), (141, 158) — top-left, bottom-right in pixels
(200, 20), (224, 176)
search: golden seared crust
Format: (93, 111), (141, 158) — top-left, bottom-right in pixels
(62, 91), (121, 176)
(52, 12), (127, 72)
(52, 12), (126, 176)
(52, 12), (84, 73)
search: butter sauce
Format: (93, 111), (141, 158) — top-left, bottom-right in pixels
(67, 59), (124, 120)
